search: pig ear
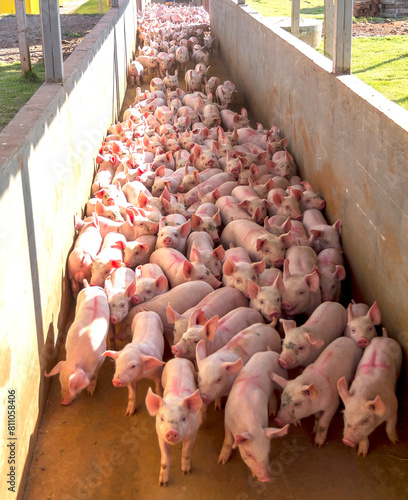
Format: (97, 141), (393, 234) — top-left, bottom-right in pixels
(44, 361), (65, 377)
(212, 245), (225, 261)
(166, 303), (180, 324)
(255, 237), (267, 251)
(222, 258), (237, 276)
(264, 424), (289, 440)
(273, 274), (285, 295)
(269, 372), (288, 389)
(333, 265), (346, 281)
(272, 192), (284, 207)
(190, 246), (203, 264)
(203, 315), (219, 342)
(289, 188), (303, 202)
(238, 200), (249, 210)
(368, 301), (381, 325)
(159, 216), (166, 229)
(135, 266), (142, 279)
(279, 319), (297, 335)
(279, 231), (293, 248)
(304, 332), (324, 348)
(102, 350), (120, 360)
(95, 201), (105, 215)
(222, 358), (243, 375)
(251, 259), (265, 274)
(155, 275), (168, 292)
(283, 258), (291, 280)
(337, 376), (351, 403)
(196, 339), (207, 368)
(247, 279), (260, 299)
(310, 229), (322, 239)
(181, 389), (202, 414)
(110, 259), (123, 269)
(366, 395), (386, 416)
(188, 308), (204, 328)
(125, 281), (136, 298)
(69, 370), (89, 396)
(145, 387), (164, 417)
(347, 303), (355, 322)
(140, 354), (165, 372)
(301, 384), (318, 400)
(191, 213), (202, 229)
(180, 220), (191, 238)
(304, 270), (320, 291)
(213, 210), (221, 226)
(332, 219), (342, 234)
(183, 260), (194, 278)
(232, 432), (252, 448)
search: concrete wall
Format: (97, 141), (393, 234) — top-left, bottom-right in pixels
(211, 1), (408, 357)
(0, 2), (137, 498)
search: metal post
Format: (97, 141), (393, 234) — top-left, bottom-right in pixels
(40, 0), (64, 83)
(15, 0), (32, 74)
(333, 0), (353, 74)
(112, 0), (119, 7)
(324, 0), (334, 59)
(291, 0), (300, 36)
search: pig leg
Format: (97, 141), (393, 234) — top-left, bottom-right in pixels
(312, 411), (323, 434)
(385, 415), (399, 444)
(181, 437), (195, 475)
(71, 279), (80, 299)
(158, 435), (172, 486)
(126, 381), (138, 416)
(199, 403), (208, 426)
(218, 424), (234, 464)
(358, 437), (370, 457)
(268, 392), (278, 416)
(154, 375), (163, 397)
(87, 358), (104, 396)
(214, 397), (222, 411)
(313, 406), (337, 447)
(107, 324), (116, 350)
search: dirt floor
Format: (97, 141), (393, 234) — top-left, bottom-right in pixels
(22, 48), (408, 499)
(0, 15), (407, 64)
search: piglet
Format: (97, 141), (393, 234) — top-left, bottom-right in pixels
(90, 232), (125, 287)
(303, 209), (342, 253)
(132, 263), (168, 305)
(279, 301), (347, 369)
(45, 282), (109, 405)
(218, 351), (289, 482)
(337, 334), (402, 456)
(103, 310), (165, 416)
(197, 322), (281, 423)
(273, 337), (362, 446)
(146, 358), (202, 486)
(104, 267), (136, 324)
(344, 301), (381, 348)
(317, 248), (346, 302)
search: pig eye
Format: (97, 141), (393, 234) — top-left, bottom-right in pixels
(182, 417), (186, 422)
(294, 402), (301, 407)
(131, 364), (136, 369)
(160, 416), (164, 422)
(351, 328), (356, 334)
(265, 249), (269, 253)
(236, 278), (242, 283)
(281, 246), (285, 251)
(277, 298), (281, 303)
(298, 290), (304, 295)
(206, 270), (210, 276)
(217, 378), (221, 383)
(361, 418), (369, 425)
(260, 300), (264, 304)
(298, 346), (303, 351)
(368, 327), (373, 331)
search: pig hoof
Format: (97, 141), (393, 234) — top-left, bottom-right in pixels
(159, 481), (168, 487)
(125, 407), (137, 416)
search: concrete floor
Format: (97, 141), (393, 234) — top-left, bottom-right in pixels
(23, 53), (408, 500)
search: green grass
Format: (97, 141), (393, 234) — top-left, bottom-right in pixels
(247, 0), (408, 110)
(0, 61), (45, 132)
(248, 0), (324, 21)
(352, 36), (408, 110)
(72, 0), (111, 15)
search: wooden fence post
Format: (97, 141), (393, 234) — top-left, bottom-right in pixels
(15, 0), (32, 74)
(324, 0), (334, 59)
(333, 0), (353, 74)
(40, 0), (64, 83)
(291, 0), (300, 36)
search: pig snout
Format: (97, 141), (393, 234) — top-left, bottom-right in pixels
(342, 438), (356, 448)
(274, 257), (284, 268)
(256, 472), (272, 483)
(171, 344), (181, 356)
(357, 338), (369, 348)
(165, 429), (180, 443)
(124, 261), (132, 267)
(110, 315), (118, 324)
(112, 378), (125, 388)
(61, 398), (73, 406)
(274, 417), (285, 428)
(278, 357), (288, 369)
(162, 237), (174, 247)
(281, 301), (294, 312)
(200, 394), (212, 405)
(131, 295), (141, 305)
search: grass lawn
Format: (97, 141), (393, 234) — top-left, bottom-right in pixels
(248, 0), (324, 21)
(0, 62), (45, 133)
(352, 36), (408, 110)
(247, 0), (408, 110)
(72, 0), (111, 15)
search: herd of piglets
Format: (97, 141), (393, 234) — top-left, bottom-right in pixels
(45, 2), (403, 486)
